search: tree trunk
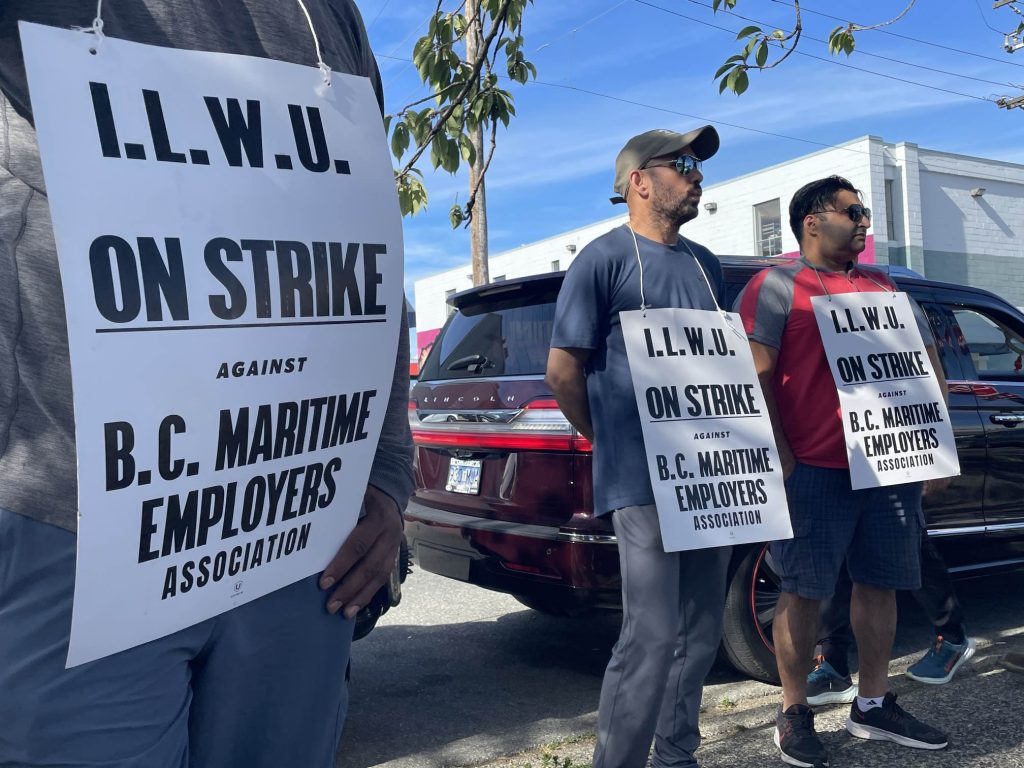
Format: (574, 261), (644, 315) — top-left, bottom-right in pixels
(465, 0), (489, 285)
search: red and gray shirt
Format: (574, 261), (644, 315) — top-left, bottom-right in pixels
(735, 259), (932, 468)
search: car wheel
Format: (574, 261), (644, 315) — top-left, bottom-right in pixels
(721, 543), (782, 684)
(514, 594), (597, 617)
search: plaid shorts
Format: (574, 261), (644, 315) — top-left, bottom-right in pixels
(770, 463), (924, 600)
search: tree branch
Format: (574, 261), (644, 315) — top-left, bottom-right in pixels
(395, 0), (515, 183)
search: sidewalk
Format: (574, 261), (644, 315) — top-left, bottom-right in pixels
(464, 639), (1024, 768)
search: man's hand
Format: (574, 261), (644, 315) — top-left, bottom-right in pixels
(319, 485), (403, 620)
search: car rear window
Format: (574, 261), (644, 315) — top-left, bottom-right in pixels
(420, 288), (558, 381)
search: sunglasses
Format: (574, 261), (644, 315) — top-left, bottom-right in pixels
(642, 155), (702, 176)
(813, 204), (872, 222)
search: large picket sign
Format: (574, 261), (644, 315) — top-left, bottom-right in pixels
(811, 292), (959, 489)
(21, 23), (404, 666)
(621, 309), (792, 551)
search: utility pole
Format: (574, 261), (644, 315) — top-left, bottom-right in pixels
(465, 0), (490, 286)
(994, 0), (1024, 52)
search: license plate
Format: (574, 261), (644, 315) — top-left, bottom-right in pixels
(446, 458), (482, 494)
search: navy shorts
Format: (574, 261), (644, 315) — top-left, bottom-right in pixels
(770, 463), (924, 600)
(0, 508), (354, 768)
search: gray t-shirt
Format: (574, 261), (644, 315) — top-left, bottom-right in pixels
(0, 0), (414, 532)
(550, 224), (724, 516)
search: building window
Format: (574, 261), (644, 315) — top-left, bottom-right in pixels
(753, 199), (782, 257)
(885, 179), (899, 241)
(445, 288), (456, 318)
(551, 259), (560, 272)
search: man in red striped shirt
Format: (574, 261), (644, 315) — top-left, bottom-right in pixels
(736, 176), (948, 768)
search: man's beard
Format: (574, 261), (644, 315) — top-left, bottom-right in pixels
(651, 181), (700, 229)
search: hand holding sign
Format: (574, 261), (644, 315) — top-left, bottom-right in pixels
(320, 484), (402, 619)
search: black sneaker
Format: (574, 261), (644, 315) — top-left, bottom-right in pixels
(845, 692), (948, 749)
(774, 703), (829, 767)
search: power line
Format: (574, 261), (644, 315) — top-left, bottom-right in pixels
(680, 0), (1014, 89)
(375, 53), (878, 158)
(975, 0), (1010, 34)
(633, 0), (999, 103)
(770, 0), (1024, 69)
(367, 0), (392, 33)
(533, 0), (631, 53)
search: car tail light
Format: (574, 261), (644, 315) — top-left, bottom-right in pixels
(409, 397), (592, 452)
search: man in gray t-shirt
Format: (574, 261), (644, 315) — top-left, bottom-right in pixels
(546, 128), (731, 768)
(0, 4), (412, 766)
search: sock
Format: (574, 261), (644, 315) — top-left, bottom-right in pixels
(856, 695), (884, 712)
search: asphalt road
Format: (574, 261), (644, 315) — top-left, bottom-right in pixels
(336, 565), (1024, 768)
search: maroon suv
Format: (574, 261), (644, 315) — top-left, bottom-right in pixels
(406, 258), (1024, 682)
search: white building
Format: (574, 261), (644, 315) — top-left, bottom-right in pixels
(414, 135), (1024, 352)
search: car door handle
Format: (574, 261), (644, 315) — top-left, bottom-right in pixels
(990, 414), (1024, 427)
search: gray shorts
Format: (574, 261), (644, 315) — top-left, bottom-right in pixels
(770, 463), (924, 600)
(0, 508), (353, 768)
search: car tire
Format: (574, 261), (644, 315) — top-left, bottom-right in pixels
(721, 543), (782, 685)
(513, 594), (597, 617)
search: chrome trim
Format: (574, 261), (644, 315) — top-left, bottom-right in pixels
(926, 525), (986, 538)
(415, 374), (545, 385)
(927, 521), (1024, 537)
(949, 556), (1024, 574)
(419, 410), (520, 424)
(404, 501), (617, 544)
(984, 522), (1024, 533)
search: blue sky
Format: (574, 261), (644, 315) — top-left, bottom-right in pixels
(360, 0), (1024, 301)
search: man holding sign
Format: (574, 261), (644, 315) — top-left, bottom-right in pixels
(0, 3), (412, 767)
(736, 176), (952, 767)
(547, 127), (731, 768)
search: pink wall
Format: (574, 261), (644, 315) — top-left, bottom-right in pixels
(416, 327), (441, 356)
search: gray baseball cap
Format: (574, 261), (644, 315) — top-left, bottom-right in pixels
(610, 126), (720, 204)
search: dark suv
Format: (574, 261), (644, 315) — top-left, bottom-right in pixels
(406, 257), (1024, 682)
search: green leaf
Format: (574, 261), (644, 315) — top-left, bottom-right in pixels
(733, 68), (749, 95)
(458, 133), (477, 165)
(719, 74), (731, 94)
(390, 121), (409, 161)
(396, 175), (428, 217)
(736, 25), (762, 40)
(383, 114), (393, 135)
(755, 39), (769, 67)
(743, 36), (758, 58)
(449, 204), (466, 229)
(714, 61), (735, 79)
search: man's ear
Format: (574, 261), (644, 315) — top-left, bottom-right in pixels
(803, 213), (819, 239)
(629, 169), (647, 200)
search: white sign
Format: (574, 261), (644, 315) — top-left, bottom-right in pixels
(621, 309), (793, 551)
(811, 292), (959, 489)
(20, 23), (404, 666)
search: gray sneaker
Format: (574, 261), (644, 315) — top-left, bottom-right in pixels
(806, 657), (857, 706)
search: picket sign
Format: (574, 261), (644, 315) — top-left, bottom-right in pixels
(621, 308), (792, 552)
(810, 291), (959, 490)
(21, 22), (403, 666)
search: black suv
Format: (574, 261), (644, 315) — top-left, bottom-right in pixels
(406, 256), (1024, 682)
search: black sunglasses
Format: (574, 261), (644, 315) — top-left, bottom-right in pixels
(812, 204), (872, 222)
(642, 155), (702, 176)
